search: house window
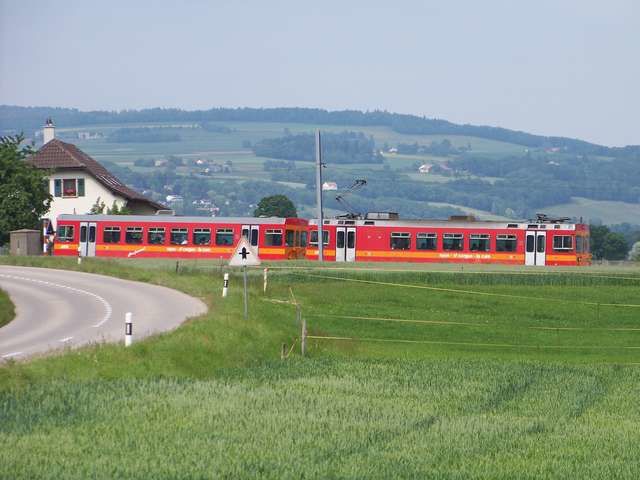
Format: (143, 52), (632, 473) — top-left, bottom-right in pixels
(148, 228), (165, 245)
(171, 228), (189, 245)
(216, 228), (234, 246)
(469, 234), (490, 252)
(309, 230), (329, 246)
(265, 229), (283, 246)
(57, 225), (74, 242)
(553, 235), (573, 251)
(103, 227), (121, 243)
(390, 232), (411, 250)
(496, 234), (517, 252)
(54, 178), (85, 198)
(193, 228), (211, 245)
(416, 233), (437, 250)
(443, 233), (464, 251)
(125, 227), (143, 244)
(63, 179), (77, 197)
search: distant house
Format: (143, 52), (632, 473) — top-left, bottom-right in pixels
(28, 119), (165, 228)
(418, 164), (433, 174)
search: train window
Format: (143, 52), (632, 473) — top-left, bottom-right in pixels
(526, 235), (535, 252)
(265, 229), (283, 246)
(469, 234), (490, 252)
(193, 228), (211, 245)
(537, 235), (545, 253)
(285, 230), (295, 247)
(295, 231), (300, 247)
(300, 231), (308, 247)
(216, 228), (234, 246)
(148, 228), (165, 245)
(125, 227), (143, 244)
(390, 232), (411, 250)
(496, 234), (517, 252)
(416, 233), (437, 250)
(576, 236), (584, 253)
(57, 225), (74, 242)
(103, 227), (121, 243)
(347, 231), (355, 249)
(80, 225), (87, 243)
(443, 233), (464, 251)
(553, 235), (573, 251)
(310, 230), (329, 246)
(171, 228), (189, 245)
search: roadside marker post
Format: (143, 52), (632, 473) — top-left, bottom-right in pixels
(125, 312), (133, 346)
(228, 237), (261, 319)
(222, 273), (229, 298)
(77, 247), (82, 265)
(263, 267), (268, 294)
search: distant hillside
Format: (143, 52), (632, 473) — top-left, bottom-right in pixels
(2, 104), (639, 158)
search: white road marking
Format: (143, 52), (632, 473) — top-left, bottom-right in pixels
(0, 273), (112, 328)
(59, 336), (73, 342)
(1, 351), (23, 359)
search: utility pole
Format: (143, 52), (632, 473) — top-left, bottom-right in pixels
(315, 129), (324, 262)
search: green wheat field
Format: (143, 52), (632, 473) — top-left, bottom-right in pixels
(1, 257), (640, 479)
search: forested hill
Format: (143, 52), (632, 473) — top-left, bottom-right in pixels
(2, 104), (639, 158)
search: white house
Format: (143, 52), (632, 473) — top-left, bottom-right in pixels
(28, 119), (165, 229)
(418, 164), (433, 174)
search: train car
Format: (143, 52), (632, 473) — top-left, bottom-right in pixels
(53, 214), (308, 260)
(306, 213), (591, 266)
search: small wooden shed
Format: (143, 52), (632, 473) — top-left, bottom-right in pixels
(10, 229), (41, 256)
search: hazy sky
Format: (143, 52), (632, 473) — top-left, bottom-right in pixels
(1, 0), (638, 146)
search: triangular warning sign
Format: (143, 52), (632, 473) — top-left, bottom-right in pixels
(228, 237), (261, 266)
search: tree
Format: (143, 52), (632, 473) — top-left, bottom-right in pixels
(0, 135), (52, 244)
(254, 195), (297, 218)
(589, 225), (609, 260)
(629, 241), (640, 262)
(90, 197), (106, 214)
(106, 201), (132, 215)
(602, 232), (628, 260)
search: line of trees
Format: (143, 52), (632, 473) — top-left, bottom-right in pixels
(3, 105), (639, 158)
(252, 131), (383, 164)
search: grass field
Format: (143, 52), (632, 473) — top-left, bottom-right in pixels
(1, 257), (640, 478)
(545, 196), (640, 225)
(0, 289), (14, 328)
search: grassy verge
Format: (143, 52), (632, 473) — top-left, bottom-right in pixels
(0, 288), (14, 328)
(1, 256), (640, 478)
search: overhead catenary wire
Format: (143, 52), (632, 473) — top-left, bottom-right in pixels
(294, 272), (640, 308)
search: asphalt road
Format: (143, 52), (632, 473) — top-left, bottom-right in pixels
(0, 265), (207, 360)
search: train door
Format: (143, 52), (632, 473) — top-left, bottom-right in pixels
(335, 227), (356, 262)
(79, 221), (97, 257)
(241, 224), (260, 253)
(525, 231), (546, 266)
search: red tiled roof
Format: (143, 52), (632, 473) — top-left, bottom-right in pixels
(28, 139), (165, 210)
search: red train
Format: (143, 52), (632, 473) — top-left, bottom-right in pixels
(306, 213), (590, 266)
(53, 215), (307, 260)
(53, 212), (591, 266)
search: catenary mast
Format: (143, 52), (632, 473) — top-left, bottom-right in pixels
(315, 129), (324, 261)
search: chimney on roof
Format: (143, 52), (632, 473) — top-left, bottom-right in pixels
(43, 118), (55, 145)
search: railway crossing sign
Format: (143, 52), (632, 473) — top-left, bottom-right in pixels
(229, 237), (261, 267)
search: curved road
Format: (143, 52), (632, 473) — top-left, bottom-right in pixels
(0, 266), (207, 360)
